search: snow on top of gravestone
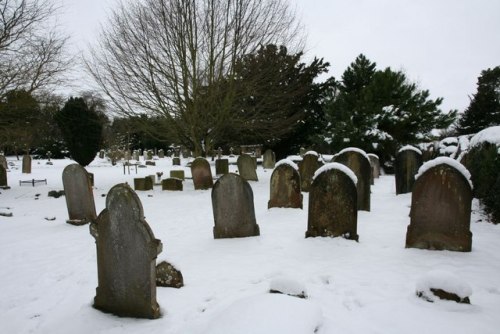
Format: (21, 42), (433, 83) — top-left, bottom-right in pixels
(313, 162), (357, 185)
(458, 135), (470, 150)
(398, 145), (422, 155)
(416, 270), (472, 300)
(367, 153), (379, 159)
(470, 126), (500, 148)
(415, 156), (473, 189)
(337, 147), (371, 163)
(304, 151), (319, 157)
(275, 159), (299, 171)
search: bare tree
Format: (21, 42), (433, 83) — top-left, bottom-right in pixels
(86, 0), (304, 156)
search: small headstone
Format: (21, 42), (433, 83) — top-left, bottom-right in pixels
(215, 159), (229, 175)
(158, 149), (165, 158)
(368, 153), (380, 183)
(133, 150), (140, 161)
(90, 183), (162, 319)
(299, 147), (307, 157)
(191, 157), (213, 190)
(268, 160), (302, 209)
(237, 154), (258, 181)
(0, 165), (7, 187)
(147, 150), (153, 160)
(0, 155), (7, 170)
(406, 158), (473, 252)
(212, 173), (260, 238)
(305, 163), (358, 240)
(156, 261), (184, 288)
(145, 161), (156, 166)
(298, 151), (322, 192)
(162, 178), (183, 191)
(134, 177), (153, 191)
(99, 149), (105, 159)
(62, 164), (97, 225)
(22, 154), (31, 174)
(217, 147), (223, 160)
(262, 149), (276, 169)
(170, 170), (185, 180)
(172, 157), (181, 166)
(395, 146), (423, 195)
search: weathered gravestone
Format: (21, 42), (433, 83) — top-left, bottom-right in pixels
(22, 154), (31, 174)
(191, 157), (213, 190)
(0, 155), (7, 170)
(134, 177), (153, 191)
(0, 165), (7, 188)
(215, 159), (229, 175)
(172, 157), (181, 166)
(298, 151), (322, 192)
(237, 154), (258, 181)
(305, 163), (359, 240)
(90, 183), (162, 318)
(170, 169), (185, 180)
(212, 173), (260, 238)
(368, 153), (380, 184)
(147, 150), (153, 160)
(333, 148), (371, 211)
(395, 146), (423, 195)
(99, 149), (105, 159)
(162, 178), (183, 191)
(268, 159), (302, 209)
(262, 149), (276, 169)
(62, 163), (97, 225)
(133, 150), (140, 161)
(405, 157), (473, 252)
(158, 149), (165, 158)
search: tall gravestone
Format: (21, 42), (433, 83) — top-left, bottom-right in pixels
(191, 157), (213, 190)
(368, 153), (380, 184)
(268, 160), (302, 209)
(62, 163), (97, 225)
(215, 159), (229, 175)
(0, 165), (7, 187)
(306, 163), (358, 240)
(212, 173), (260, 238)
(298, 151), (322, 192)
(406, 158), (473, 252)
(90, 183), (162, 319)
(262, 149), (276, 169)
(237, 154), (258, 181)
(22, 154), (31, 174)
(0, 155), (7, 170)
(395, 146), (423, 195)
(333, 148), (371, 211)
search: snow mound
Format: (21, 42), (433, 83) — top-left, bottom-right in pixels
(269, 277), (307, 298)
(414, 157), (473, 189)
(275, 159), (299, 171)
(203, 294), (322, 334)
(313, 162), (357, 185)
(398, 145), (422, 155)
(469, 126), (500, 148)
(416, 270), (472, 302)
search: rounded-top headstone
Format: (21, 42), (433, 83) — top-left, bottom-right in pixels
(298, 151), (322, 192)
(268, 159), (302, 209)
(395, 146), (423, 195)
(262, 149), (276, 169)
(191, 157), (213, 189)
(62, 163), (97, 225)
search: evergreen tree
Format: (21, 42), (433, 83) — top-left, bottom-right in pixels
(54, 97), (103, 166)
(457, 66), (500, 135)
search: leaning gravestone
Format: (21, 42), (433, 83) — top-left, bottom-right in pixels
(262, 149), (276, 169)
(191, 157), (213, 190)
(395, 146), (423, 195)
(90, 183), (162, 318)
(405, 157), (473, 252)
(333, 147), (371, 211)
(298, 151), (322, 192)
(237, 154), (258, 181)
(0, 155), (7, 170)
(22, 154), (31, 174)
(0, 165), (7, 187)
(306, 163), (358, 240)
(268, 159), (302, 209)
(212, 173), (260, 238)
(215, 158), (229, 175)
(368, 153), (380, 183)
(62, 163), (97, 225)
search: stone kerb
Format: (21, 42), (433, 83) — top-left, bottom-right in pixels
(332, 147), (371, 211)
(237, 154), (258, 181)
(306, 163), (358, 240)
(262, 149), (276, 169)
(90, 183), (162, 319)
(298, 151), (322, 192)
(406, 158), (473, 252)
(62, 163), (97, 225)
(212, 173), (260, 238)
(268, 160), (302, 209)
(395, 146), (423, 195)
(191, 157), (214, 190)
(22, 154), (31, 174)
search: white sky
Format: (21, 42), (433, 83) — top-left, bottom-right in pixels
(58, 0), (500, 113)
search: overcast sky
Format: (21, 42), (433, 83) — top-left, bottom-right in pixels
(59, 0), (500, 113)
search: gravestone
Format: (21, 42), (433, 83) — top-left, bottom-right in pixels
(191, 157), (213, 190)
(406, 158), (473, 252)
(170, 170), (185, 180)
(147, 150), (153, 160)
(237, 154), (258, 181)
(0, 165), (7, 187)
(0, 155), (7, 170)
(172, 157), (181, 166)
(333, 148), (371, 211)
(162, 178), (183, 191)
(90, 183), (162, 319)
(215, 159), (229, 175)
(395, 146), (423, 195)
(134, 177), (153, 191)
(62, 163), (97, 225)
(145, 161), (156, 166)
(299, 151), (322, 192)
(262, 149), (276, 169)
(268, 160), (302, 209)
(99, 149), (105, 159)
(22, 154), (31, 174)
(158, 149), (165, 158)
(368, 153), (380, 183)
(133, 150), (140, 161)
(212, 173), (260, 238)
(306, 163), (358, 240)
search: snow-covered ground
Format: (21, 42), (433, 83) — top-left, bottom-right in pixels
(1, 155), (500, 334)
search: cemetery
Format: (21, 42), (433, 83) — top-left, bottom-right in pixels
(1, 141), (500, 334)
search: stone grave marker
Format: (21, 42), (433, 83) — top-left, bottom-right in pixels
(172, 157), (181, 166)
(158, 149), (165, 158)
(405, 157), (473, 252)
(215, 158), (229, 175)
(268, 159), (302, 209)
(395, 146), (423, 195)
(133, 150), (140, 161)
(90, 183), (162, 319)
(134, 177), (153, 191)
(306, 163), (358, 240)
(298, 151), (322, 192)
(0, 165), (7, 188)
(62, 163), (97, 225)
(99, 149), (105, 159)
(191, 157), (213, 190)
(22, 154), (31, 174)
(147, 150), (153, 160)
(170, 170), (185, 180)
(262, 149), (276, 169)
(212, 173), (260, 238)
(333, 147), (371, 211)
(368, 153), (380, 184)
(237, 154), (258, 181)
(0, 155), (7, 170)
(162, 178), (183, 191)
